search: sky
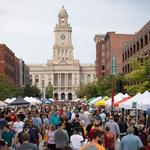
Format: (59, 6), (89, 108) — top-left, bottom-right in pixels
(0, 0), (150, 65)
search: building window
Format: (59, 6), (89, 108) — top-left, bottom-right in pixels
(137, 42), (139, 51)
(61, 93), (65, 100)
(122, 54), (124, 62)
(130, 48), (133, 57)
(140, 38), (143, 49)
(54, 73), (58, 86)
(144, 35), (148, 45)
(35, 75), (39, 84)
(68, 93), (72, 100)
(87, 74), (91, 83)
(102, 65), (105, 70)
(127, 50), (129, 58)
(54, 93), (58, 100)
(133, 45), (136, 54)
(68, 73), (72, 86)
(61, 73), (65, 86)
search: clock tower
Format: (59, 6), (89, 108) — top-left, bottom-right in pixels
(52, 6), (74, 64)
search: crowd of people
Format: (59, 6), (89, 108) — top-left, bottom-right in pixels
(0, 102), (150, 150)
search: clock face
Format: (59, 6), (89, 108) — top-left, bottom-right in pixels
(60, 34), (65, 40)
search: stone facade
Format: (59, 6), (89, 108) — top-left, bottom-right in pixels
(29, 6), (96, 100)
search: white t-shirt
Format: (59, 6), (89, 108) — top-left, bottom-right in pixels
(13, 121), (24, 134)
(70, 134), (84, 150)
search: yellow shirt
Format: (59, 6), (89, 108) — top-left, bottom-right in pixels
(80, 143), (105, 150)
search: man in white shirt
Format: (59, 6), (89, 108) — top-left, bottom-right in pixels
(70, 128), (84, 150)
(13, 116), (24, 144)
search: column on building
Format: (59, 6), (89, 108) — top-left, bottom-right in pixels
(32, 74), (35, 86)
(65, 73), (68, 86)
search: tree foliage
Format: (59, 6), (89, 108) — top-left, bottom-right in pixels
(0, 75), (21, 100)
(46, 82), (53, 98)
(22, 84), (41, 97)
(76, 75), (118, 99)
(125, 59), (150, 95)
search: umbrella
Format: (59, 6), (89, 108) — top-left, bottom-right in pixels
(9, 97), (30, 106)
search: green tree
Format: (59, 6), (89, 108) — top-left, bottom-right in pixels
(22, 84), (41, 97)
(125, 59), (150, 95)
(0, 75), (21, 100)
(46, 82), (53, 98)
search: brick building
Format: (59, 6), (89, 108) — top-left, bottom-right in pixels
(105, 32), (134, 75)
(0, 44), (29, 86)
(94, 32), (134, 78)
(122, 21), (150, 74)
(94, 34), (106, 78)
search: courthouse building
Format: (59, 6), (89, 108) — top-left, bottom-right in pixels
(29, 6), (96, 100)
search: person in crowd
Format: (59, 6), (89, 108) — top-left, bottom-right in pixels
(32, 112), (42, 129)
(99, 110), (106, 129)
(54, 122), (69, 150)
(146, 135), (150, 150)
(16, 132), (39, 150)
(105, 116), (120, 140)
(80, 129), (105, 150)
(104, 126), (115, 150)
(70, 127), (84, 150)
(2, 124), (14, 148)
(120, 126), (143, 150)
(28, 119), (41, 145)
(47, 125), (56, 150)
(130, 120), (139, 136)
(0, 112), (7, 138)
(13, 115), (24, 144)
(80, 120), (87, 139)
(140, 126), (147, 146)
(64, 118), (74, 140)
(50, 111), (60, 128)
(10, 111), (17, 122)
(88, 121), (102, 142)
(42, 114), (49, 126)
(118, 115), (128, 139)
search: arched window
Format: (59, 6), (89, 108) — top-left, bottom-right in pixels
(87, 74), (91, 83)
(54, 93), (58, 100)
(68, 93), (72, 100)
(35, 75), (39, 85)
(61, 93), (65, 100)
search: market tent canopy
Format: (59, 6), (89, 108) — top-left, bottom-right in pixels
(0, 101), (7, 107)
(95, 96), (109, 106)
(24, 97), (42, 105)
(119, 93), (142, 109)
(4, 98), (16, 104)
(89, 96), (102, 105)
(114, 96), (132, 107)
(106, 93), (129, 106)
(9, 97), (30, 106)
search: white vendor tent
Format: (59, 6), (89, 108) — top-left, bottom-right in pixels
(4, 98), (16, 104)
(106, 93), (129, 106)
(24, 97), (42, 105)
(0, 101), (7, 107)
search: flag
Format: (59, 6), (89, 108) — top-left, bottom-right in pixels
(111, 89), (115, 106)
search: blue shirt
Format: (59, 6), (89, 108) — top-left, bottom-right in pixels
(120, 134), (143, 150)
